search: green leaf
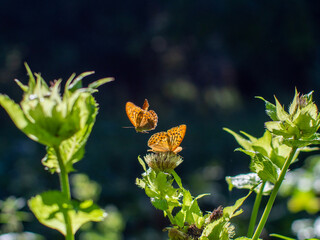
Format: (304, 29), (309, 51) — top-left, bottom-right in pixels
(275, 96), (290, 121)
(250, 154), (280, 184)
(269, 233), (295, 240)
(223, 191), (252, 219)
(41, 95), (98, 173)
(234, 238), (253, 240)
(0, 95), (29, 130)
(28, 191), (105, 236)
(41, 147), (59, 173)
(223, 128), (253, 151)
(138, 156), (147, 172)
(135, 177), (146, 189)
(225, 173), (273, 195)
(289, 89), (299, 116)
(88, 77), (114, 89)
(24, 62), (36, 90)
(0, 95), (61, 146)
(14, 79), (29, 92)
(256, 96), (278, 121)
(67, 71), (95, 92)
(171, 170), (184, 189)
(151, 198), (168, 211)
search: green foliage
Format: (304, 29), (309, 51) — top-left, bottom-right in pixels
(201, 193), (251, 240)
(0, 64), (112, 148)
(136, 167), (182, 213)
(0, 64), (113, 240)
(269, 233), (296, 240)
(28, 191), (105, 236)
(0, 64), (113, 174)
(225, 173), (273, 195)
(258, 90), (320, 147)
(225, 90), (320, 240)
(137, 155), (250, 240)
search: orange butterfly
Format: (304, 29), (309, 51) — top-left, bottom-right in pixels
(126, 99), (158, 133)
(147, 125), (186, 154)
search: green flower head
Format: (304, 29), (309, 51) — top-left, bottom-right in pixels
(258, 89), (320, 146)
(0, 63), (113, 147)
(144, 152), (183, 172)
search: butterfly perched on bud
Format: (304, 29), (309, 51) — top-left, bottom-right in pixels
(125, 99), (158, 133)
(147, 124), (186, 154)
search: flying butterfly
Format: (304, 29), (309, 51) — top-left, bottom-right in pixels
(147, 124), (186, 154)
(125, 99), (158, 133)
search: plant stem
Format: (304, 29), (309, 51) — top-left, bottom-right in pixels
(54, 145), (74, 240)
(252, 147), (298, 240)
(247, 181), (266, 238)
(166, 210), (175, 225)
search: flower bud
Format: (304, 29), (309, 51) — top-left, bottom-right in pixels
(0, 63), (113, 147)
(144, 152), (183, 171)
(261, 89), (320, 144)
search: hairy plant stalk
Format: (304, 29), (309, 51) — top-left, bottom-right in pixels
(247, 181), (266, 237)
(252, 147), (298, 240)
(54, 146), (74, 240)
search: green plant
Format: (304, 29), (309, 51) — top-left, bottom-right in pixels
(134, 89), (320, 239)
(0, 63), (113, 240)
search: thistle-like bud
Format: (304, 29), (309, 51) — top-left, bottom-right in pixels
(259, 89), (320, 146)
(0, 63), (113, 147)
(207, 205), (224, 223)
(144, 152), (183, 171)
(187, 224), (203, 239)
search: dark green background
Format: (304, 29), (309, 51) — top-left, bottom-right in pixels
(0, 0), (319, 239)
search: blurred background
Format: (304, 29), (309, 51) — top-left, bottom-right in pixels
(1, 0), (320, 239)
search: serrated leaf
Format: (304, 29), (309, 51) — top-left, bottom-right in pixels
(28, 191), (105, 236)
(289, 89), (299, 115)
(41, 147), (59, 173)
(223, 128), (253, 151)
(250, 154), (280, 184)
(135, 178), (146, 189)
(275, 96), (290, 121)
(256, 96), (278, 121)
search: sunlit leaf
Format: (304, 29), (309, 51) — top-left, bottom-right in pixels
(269, 233), (295, 240)
(223, 128), (253, 151)
(226, 173), (273, 195)
(88, 77), (114, 89)
(28, 191), (105, 236)
(256, 96), (278, 121)
(250, 154), (280, 184)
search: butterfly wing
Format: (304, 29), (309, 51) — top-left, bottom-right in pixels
(142, 99), (149, 111)
(167, 124), (186, 153)
(125, 101), (141, 128)
(147, 131), (171, 152)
